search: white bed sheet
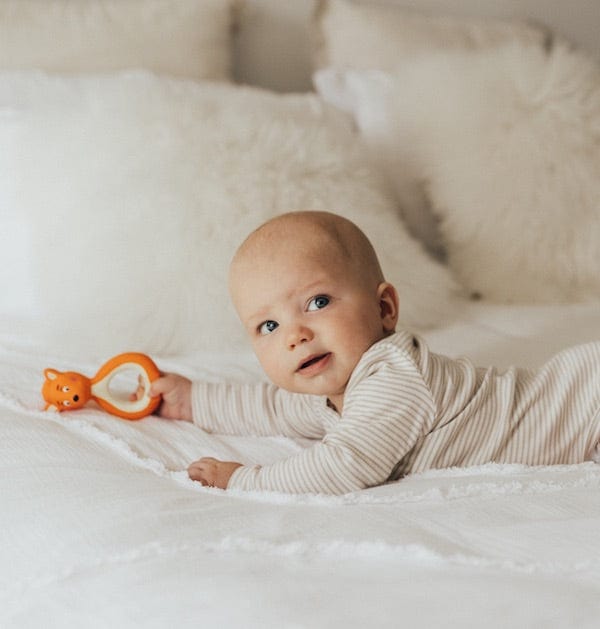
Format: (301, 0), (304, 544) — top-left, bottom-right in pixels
(1, 300), (600, 628)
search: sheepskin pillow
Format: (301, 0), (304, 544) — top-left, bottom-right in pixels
(313, 0), (548, 72)
(0, 0), (236, 81)
(315, 42), (600, 303)
(0, 71), (458, 360)
(315, 66), (446, 259)
(312, 0), (550, 260)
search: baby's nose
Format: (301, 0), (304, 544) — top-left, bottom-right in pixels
(287, 325), (313, 350)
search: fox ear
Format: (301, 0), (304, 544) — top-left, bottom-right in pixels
(44, 368), (59, 381)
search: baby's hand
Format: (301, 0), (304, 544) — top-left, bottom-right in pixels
(151, 374), (193, 421)
(188, 457), (242, 489)
(131, 373), (193, 421)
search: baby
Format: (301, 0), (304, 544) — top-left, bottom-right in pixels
(147, 211), (600, 494)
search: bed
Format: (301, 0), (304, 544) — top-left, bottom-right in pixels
(2, 1), (600, 627)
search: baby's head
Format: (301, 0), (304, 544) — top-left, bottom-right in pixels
(229, 211), (398, 411)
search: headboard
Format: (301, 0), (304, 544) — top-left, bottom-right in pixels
(233, 0), (600, 92)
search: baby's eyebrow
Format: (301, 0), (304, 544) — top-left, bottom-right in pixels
(297, 279), (329, 295)
(244, 306), (272, 328)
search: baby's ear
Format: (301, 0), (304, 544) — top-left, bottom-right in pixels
(377, 282), (399, 333)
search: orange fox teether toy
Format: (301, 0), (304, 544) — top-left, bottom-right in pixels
(42, 352), (161, 420)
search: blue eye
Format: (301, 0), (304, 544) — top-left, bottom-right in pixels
(307, 295), (330, 311)
(259, 320), (279, 335)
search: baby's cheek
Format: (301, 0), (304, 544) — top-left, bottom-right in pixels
(264, 361), (290, 389)
(255, 350), (275, 374)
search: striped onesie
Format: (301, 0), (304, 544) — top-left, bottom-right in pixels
(191, 330), (600, 495)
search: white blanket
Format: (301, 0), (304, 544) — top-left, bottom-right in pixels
(2, 301), (600, 628)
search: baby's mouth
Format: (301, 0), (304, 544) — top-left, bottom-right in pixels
(296, 353), (331, 373)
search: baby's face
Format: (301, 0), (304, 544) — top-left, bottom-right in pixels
(230, 246), (393, 411)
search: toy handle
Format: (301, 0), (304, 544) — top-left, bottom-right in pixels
(91, 352), (161, 420)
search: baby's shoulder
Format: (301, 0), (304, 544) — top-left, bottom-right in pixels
(343, 331), (436, 411)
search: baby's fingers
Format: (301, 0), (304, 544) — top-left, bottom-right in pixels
(129, 375), (145, 402)
(148, 375), (171, 397)
(188, 457), (217, 486)
(148, 373), (182, 398)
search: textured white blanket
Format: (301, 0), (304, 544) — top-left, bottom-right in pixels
(1, 301), (600, 628)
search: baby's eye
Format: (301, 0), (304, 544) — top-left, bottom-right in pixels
(62, 400), (71, 407)
(307, 295), (330, 311)
(62, 386), (70, 393)
(259, 320), (279, 335)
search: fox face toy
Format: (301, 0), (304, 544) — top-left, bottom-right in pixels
(42, 352), (161, 420)
(43, 369), (91, 411)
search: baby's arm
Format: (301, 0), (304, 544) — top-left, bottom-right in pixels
(197, 360), (435, 495)
(142, 376), (332, 489)
(191, 381), (326, 439)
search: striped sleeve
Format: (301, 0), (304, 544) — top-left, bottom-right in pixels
(228, 345), (437, 495)
(191, 381), (327, 439)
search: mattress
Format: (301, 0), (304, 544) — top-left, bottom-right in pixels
(2, 300), (599, 628)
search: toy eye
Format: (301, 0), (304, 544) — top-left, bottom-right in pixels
(62, 400), (71, 406)
(62, 386), (70, 393)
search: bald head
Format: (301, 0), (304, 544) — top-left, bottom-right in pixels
(229, 211), (385, 298)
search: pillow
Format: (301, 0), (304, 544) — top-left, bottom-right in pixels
(315, 42), (600, 303)
(0, 71), (459, 360)
(0, 0), (236, 81)
(312, 0), (550, 259)
(313, 0), (549, 72)
(315, 66), (446, 260)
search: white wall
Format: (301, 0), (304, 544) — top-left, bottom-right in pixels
(233, 0), (600, 92)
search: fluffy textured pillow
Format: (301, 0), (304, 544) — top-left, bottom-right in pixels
(315, 42), (600, 303)
(312, 0), (550, 259)
(313, 0), (548, 72)
(0, 71), (458, 360)
(0, 0), (236, 81)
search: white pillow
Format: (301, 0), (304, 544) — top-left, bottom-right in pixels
(0, 0), (236, 81)
(313, 0), (548, 72)
(0, 71), (458, 360)
(315, 42), (600, 303)
(315, 66), (446, 259)
(312, 0), (550, 259)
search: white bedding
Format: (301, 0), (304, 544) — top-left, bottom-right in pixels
(2, 301), (600, 628)
(2, 3), (600, 626)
